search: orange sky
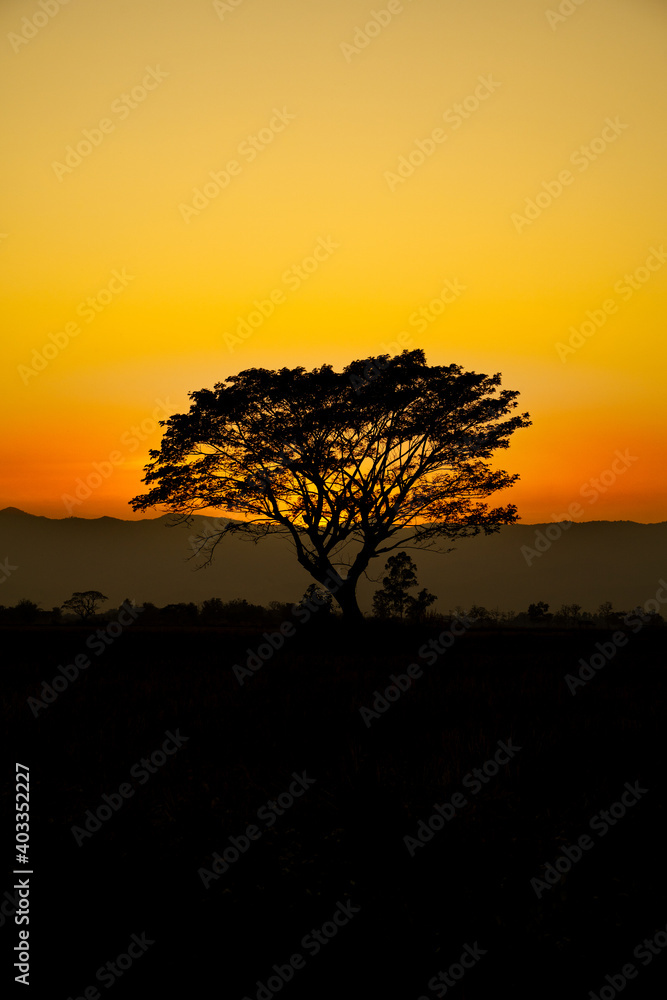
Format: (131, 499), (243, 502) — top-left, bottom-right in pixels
(1, 0), (665, 523)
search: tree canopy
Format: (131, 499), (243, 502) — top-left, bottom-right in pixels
(61, 590), (108, 620)
(130, 349), (531, 621)
(372, 551), (437, 622)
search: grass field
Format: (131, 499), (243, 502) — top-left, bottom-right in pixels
(3, 622), (666, 998)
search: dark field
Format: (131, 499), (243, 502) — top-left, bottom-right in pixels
(3, 623), (666, 999)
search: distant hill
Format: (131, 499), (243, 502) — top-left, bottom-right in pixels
(0, 508), (665, 613)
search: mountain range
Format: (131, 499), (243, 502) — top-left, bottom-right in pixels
(0, 507), (665, 614)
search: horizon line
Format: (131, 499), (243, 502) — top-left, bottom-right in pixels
(1, 506), (665, 527)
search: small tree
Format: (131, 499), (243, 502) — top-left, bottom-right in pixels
(200, 597), (225, 624)
(13, 599), (40, 624)
(554, 603), (584, 627)
(528, 601), (550, 622)
(625, 605), (664, 629)
(595, 601), (621, 627)
(159, 602), (199, 625)
(469, 605), (494, 628)
(139, 602), (160, 625)
(409, 587), (439, 623)
(297, 583), (334, 618)
(61, 590), (108, 620)
(372, 552), (437, 621)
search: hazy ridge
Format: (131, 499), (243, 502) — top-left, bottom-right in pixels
(0, 507), (665, 613)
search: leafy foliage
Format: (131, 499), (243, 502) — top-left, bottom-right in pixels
(131, 349), (531, 619)
(528, 602), (550, 621)
(297, 583), (334, 617)
(61, 590), (108, 620)
(372, 551), (437, 621)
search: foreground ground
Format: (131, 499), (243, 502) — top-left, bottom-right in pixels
(2, 622), (666, 998)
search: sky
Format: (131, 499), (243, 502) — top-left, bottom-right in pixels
(1, 0), (666, 523)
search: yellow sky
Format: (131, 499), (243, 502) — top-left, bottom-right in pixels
(1, 0), (665, 521)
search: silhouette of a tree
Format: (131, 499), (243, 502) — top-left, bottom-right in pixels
(557, 603), (583, 625)
(130, 349), (530, 623)
(297, 582), (334, 618)
(62, 590), (108, 620)
(528, 601), (550, 621)
(13, 599), (40, 624)
(372, 551), (436, 621)
(200, 597), (225, 624)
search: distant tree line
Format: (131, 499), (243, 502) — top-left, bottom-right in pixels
(0, 565), (663, 630)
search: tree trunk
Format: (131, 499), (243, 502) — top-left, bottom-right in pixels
(333, 580), (365, 625)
